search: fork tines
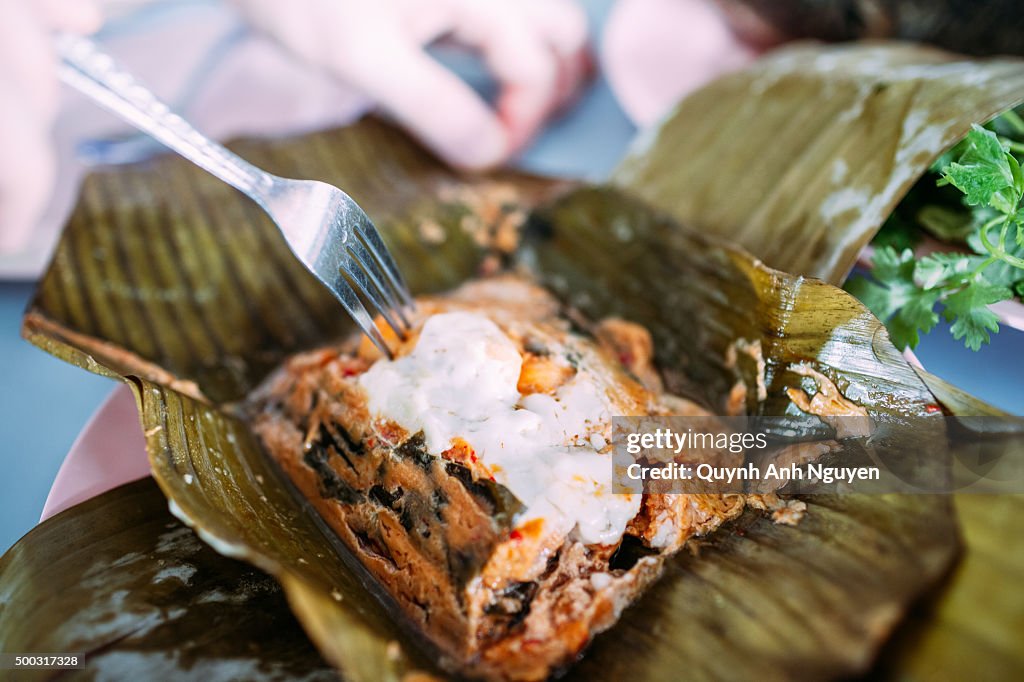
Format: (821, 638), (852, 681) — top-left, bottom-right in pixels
(329, 222), (415, 360)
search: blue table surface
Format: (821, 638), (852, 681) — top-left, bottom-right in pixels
(2, 0), (1022, 555)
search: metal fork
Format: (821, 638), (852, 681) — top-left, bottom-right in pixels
(55, 33), (414, 358)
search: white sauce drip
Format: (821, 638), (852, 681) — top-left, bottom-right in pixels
(360, 312), (640, 545)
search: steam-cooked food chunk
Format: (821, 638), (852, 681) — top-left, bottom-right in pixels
(250, 276), (754, 680)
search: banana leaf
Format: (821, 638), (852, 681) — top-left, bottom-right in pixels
(614, 42), (1024, 285)
(870, 384), (1024, 680)
(13, 118), (960, 680)
(0, 478), (336, 681)
(613, 41), (1024, 678)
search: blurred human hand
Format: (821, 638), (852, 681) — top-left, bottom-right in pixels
(603, 0), (757, 127)
(233, 0), (589, 170)
(0, 0), (100, 253)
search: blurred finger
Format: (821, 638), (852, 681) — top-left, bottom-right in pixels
(0, 79), (57, 252)
(236, 0), (509, 167)
(603, 0), (756, 126)
(519, 0), (591, 111)
(552, 40), (593, 112)
(38, 0), (102, 33)
(344, 37), (508, 169)
(519, 0), (589, 58)
(0, 0), (60, 119)
(446, 0), (560, 154)
(534, 0), (595, 115)
(392, 0), (457, 44)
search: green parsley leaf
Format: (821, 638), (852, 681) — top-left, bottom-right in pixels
(914, 252), (975, 290)
(942, 279), (1013, 351)
(930, 136), (970, 174)
(845, 247), (940, 349)
(941, 125), (1018, 212)
(890, 290), (942, 349)
(846, 276), (897, 319)
(970, 236), (1024, 287)
(861, 110), (1024, 352)
(871, 245), (913, 283)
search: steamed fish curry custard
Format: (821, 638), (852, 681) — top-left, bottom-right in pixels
(250, 276), (784, 680)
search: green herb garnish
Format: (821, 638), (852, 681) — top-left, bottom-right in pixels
(847, 116), (1024, 351)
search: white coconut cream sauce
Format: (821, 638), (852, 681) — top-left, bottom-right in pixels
(360, 311), (640, 546)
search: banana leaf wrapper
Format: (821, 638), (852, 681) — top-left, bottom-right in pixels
(0, 478), (337, 682)
(616, 42), (1024, 678)
(14, 117), (960, 680)
(614, 43), (1024, 284)
(869, 378), (1024, 680)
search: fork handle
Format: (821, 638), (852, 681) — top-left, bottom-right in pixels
(56, 33), (273, 202)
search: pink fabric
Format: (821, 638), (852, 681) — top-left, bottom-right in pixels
(41, 385), (149, 521)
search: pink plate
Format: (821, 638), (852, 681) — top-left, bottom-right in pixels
(41, 384), (150, 521)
